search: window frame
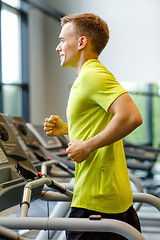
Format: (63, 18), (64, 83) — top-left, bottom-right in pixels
(0, 0), (29, 122)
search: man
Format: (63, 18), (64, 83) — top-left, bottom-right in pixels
(44, 13), (142, 240)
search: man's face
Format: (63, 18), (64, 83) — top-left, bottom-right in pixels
(56, 23), (80, 68)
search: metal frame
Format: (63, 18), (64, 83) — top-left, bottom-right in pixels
(25, 0), (64, 21)
(21, 0), (30, 122)
(0, 1), (30, 121)
(0, 225), (25, 240)
(0, 174), (160, 239)
(0, 1), (2, 112)
(1, 177), (159, 240)
(146, 83), (153, 145)
(0, 0), (64, 122)
(0, 217), (145, 240)
(128, 82), (157, 146)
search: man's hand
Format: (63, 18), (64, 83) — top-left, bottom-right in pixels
(44, 115), (68, 136)
(66, 139), (91, 163)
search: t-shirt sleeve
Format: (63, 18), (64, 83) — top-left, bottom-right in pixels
(88, 71), (127, 111)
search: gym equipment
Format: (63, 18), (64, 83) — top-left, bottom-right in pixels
(0, 113), (41, 212)
(124, 140), (158, 175)
(3, 176), (160, 240)
(0, 114), (159, 239)
(124, 140), (160, 198)
(0, 225), (25, 240)
(27, 123), (75, 170)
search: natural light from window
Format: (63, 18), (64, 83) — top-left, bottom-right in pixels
(1, 0), (20, 8)
(1, 6), (21, 83)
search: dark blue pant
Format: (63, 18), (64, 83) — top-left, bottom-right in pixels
(66, 206), (141, 240)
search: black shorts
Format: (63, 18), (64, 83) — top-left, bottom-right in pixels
(66, 206), (141, 240)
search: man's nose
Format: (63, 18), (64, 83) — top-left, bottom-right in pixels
(56, 43), (61, 52)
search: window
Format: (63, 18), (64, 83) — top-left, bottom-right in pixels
(1, 0), (20, 8)
(0, 0), (29, 122)
(123, 82), (160, 148)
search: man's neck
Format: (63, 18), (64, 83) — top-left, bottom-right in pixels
(74, 52), (99, 74)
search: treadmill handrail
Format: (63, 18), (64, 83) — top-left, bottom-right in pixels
(0, 217), (145, 240)
(0, 225), (25, 240)
(20, 177), (73, 217)
(133, 192), (160, 211)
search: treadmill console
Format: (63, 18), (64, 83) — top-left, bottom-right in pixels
(11, 116), (48, 165)
(26, 123), (63, 149)
(0, 114), (40, 212)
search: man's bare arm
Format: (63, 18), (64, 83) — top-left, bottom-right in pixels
(66, 93), (142, 163)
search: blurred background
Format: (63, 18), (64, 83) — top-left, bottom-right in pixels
(0, 2), (160, 240)
(0, 0), (160, 147)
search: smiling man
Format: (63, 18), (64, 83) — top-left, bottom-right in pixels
(44, 13), (142, 240)
(56, 21), (99, 72)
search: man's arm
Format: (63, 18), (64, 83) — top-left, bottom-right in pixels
(66, 93), (142, 163)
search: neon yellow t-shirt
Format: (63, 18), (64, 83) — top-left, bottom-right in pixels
(67, 59), (133, 213)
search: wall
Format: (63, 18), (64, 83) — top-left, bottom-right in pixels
(29, 0), (160, 124)
(29, 9), (47, 124)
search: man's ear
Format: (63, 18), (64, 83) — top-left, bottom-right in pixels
(78, 36), (88, 49)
